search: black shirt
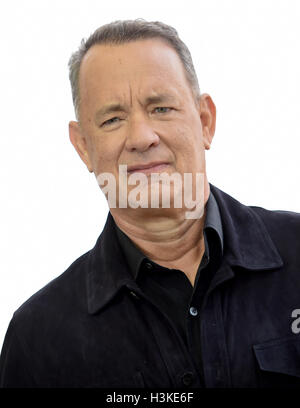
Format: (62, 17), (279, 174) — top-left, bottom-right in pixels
(114, 190), (224, 380)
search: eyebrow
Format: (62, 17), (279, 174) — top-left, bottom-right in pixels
(94, 93), (178, 122)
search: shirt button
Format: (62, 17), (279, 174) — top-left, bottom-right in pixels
(145, 262), (153, 270)
(129, 291), (140, 299)
(189, 306), (198, 316)
(181, 371), (194, 387)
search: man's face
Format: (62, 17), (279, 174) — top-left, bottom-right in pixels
(69, 38), (215, 213)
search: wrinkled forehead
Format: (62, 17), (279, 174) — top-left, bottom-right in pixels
(78, 39), (193, 106)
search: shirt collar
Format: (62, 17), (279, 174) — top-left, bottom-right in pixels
(86, 182), (283, 315)
(114, 189), (224, 280)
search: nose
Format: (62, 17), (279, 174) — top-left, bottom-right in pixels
(125, 115), (160, 152)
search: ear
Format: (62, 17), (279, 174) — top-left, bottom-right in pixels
(69, 121), (93, 172)
(199, 94), (216, 150)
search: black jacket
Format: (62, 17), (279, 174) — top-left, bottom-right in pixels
(1, 183), (300, 388)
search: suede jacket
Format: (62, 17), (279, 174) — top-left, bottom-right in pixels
(1, 183), (300, 388)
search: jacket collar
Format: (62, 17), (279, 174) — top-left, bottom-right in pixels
(86, 211), (134, 314)
(209, 183), (283, 270)
(87, 183), (283, 314)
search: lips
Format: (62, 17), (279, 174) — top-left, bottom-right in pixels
(127, 162), (170, 174)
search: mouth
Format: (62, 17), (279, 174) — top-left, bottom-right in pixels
(127, 162), (170, 175)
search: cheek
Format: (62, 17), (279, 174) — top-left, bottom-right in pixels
(90, 136), (122, 175)
(168, 119), (205, 172)
(170, 118), (203, 153)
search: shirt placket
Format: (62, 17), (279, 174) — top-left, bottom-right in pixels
(188, 262), (234, 387)
(126, 282), (204, 388)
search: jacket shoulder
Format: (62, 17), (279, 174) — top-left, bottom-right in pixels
(249, 205), (300, 256)
(0, 250), (92, 387)
(12, 250), (90, 327)
(250, 205), (300, 229)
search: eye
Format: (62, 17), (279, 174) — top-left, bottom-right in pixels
(101, 117), (121, 127)
(153, 107), (172, 114)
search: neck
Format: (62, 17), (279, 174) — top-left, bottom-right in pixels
(111, 182), (210, 285)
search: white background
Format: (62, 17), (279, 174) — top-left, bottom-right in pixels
(0, 0), (299, 350)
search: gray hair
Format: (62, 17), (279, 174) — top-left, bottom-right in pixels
(68, 19), (201, 121)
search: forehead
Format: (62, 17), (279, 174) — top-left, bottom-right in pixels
(78, 38), (192, 105)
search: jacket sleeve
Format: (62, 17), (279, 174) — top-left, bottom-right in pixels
(0, 316), (36, 387)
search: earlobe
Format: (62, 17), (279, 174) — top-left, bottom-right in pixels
(203, 127), (211, 150)
(69, 121), (94, 172)
(199, 93), (216, 148)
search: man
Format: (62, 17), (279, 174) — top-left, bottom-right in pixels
(1, 19), (300, 388)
